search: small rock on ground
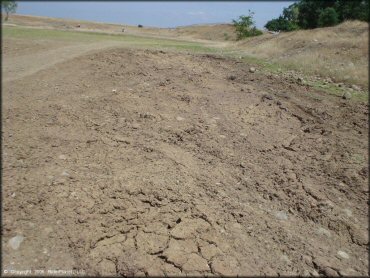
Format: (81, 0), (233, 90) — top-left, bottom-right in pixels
(61, 170), (70, 177)
(275, 211), (288, 220)
(316, 227), (331, 237)
(342, 92), (352, 100)
(323, 267), (339, 276)
(337, 250), (350, 259)
(58, 154), (67, 160)
(8, 235), (24, 250)
(351, 84), (360, 91)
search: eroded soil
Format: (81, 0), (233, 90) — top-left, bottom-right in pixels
(2, 47), (369, 276)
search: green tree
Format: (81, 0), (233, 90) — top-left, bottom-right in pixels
(297, 0), (336, 29)
(265, 3), (300, 32)
(318, 7), (339, 27)
(2, 0), (17, 21)
(232, 10), (263, 40)
(265, 16), (299, 32)
(282, 3), (300, 23)
(263, 0), (369, 33)
(335, 0), (369, 22)
(265, 18), (280, 32)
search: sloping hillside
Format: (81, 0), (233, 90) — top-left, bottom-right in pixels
(5, 14), (236, 42)
(173, 23), (237, 41)
(234, 21), (368, 88)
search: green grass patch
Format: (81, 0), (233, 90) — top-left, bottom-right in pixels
(218, 52), (289, 73)
(2, 26), (221, 55)
(3, 25), (126, 42)
(307, 80), (368, 102)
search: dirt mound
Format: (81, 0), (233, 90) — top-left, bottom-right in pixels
(2, 47), (368, 276)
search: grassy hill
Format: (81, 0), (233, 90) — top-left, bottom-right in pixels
(5, 14), (237, 42)
(233, 21), (368, 88)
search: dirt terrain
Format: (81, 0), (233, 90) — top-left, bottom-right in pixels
(2, 18), (369, 277)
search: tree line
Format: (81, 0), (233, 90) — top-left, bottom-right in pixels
(265, 0), (369, 32)
(233, 0), (369, 39)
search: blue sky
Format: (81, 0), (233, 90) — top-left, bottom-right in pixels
(16, 1), (293, 28)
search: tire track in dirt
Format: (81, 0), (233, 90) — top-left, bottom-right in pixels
(2, 48), (368, 276)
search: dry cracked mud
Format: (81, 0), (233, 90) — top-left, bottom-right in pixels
(2, 48), (369, 276)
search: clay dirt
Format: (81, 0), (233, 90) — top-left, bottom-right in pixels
(1, 14), (369, 277)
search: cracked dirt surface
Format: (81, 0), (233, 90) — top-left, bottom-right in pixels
(2, 47), (369, 276)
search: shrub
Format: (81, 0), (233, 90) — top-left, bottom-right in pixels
(232, 11), (263, 40)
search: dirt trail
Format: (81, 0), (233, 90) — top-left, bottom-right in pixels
(2, 47), (368, 276)
(2, 41), (122, 82)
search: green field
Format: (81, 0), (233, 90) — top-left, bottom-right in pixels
(3, 26), (219, 54)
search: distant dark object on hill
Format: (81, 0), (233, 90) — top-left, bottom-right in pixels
(138, 24), (143, 28)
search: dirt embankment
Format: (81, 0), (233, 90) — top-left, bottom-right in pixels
(2, 46), (368, 276)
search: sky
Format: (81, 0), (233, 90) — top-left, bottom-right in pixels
(16, 1), (293, 29)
